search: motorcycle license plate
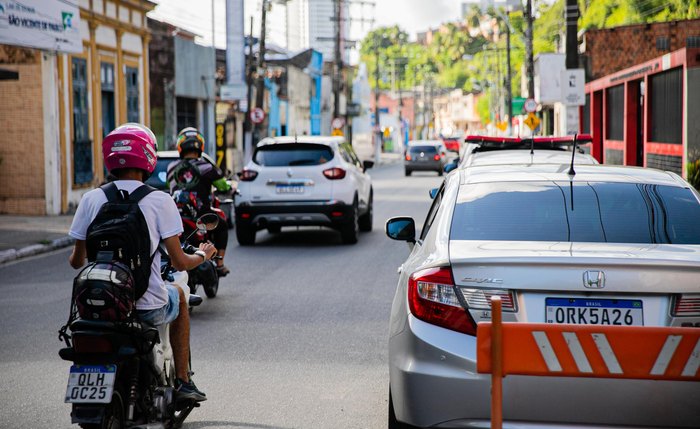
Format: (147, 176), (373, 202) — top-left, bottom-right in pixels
(64, 365), (116, 403)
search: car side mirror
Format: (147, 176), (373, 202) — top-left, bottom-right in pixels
(444, 162), (457, 173)
(385, 217), (416, 243)
(428, 188), (439, 199)
(362, 160), (374, 171)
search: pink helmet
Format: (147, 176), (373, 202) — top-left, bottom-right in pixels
(102, 123), (158, 174)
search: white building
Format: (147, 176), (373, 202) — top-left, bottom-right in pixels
(268, 0), (350, 64)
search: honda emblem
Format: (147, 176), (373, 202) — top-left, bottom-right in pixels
(583, 270), (605, 289)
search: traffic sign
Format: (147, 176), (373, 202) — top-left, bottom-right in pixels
(331, 117), (345, 129)
(496, 121), (508, 132)
(524, 113), (540, 131)
(523, 98), (537, 113)
(561, 68), (586, 106)
(250, 107), (265, 124)
(331, 129), (343, 137)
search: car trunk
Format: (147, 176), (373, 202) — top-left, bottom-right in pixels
(449, 240), (700, 326)
(252, 143), (335, 202)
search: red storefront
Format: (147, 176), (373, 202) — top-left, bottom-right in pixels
(582, 47), (700, 178)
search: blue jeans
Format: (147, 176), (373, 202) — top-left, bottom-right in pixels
(137, 285), (180, 326)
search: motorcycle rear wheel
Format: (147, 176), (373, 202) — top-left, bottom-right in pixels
(79, 391), (124, 429)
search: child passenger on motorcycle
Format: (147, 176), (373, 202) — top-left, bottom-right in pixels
(68, 123), (216, 402)
(167, 127), (232, 277)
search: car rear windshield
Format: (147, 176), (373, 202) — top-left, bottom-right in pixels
(450, 182), (700, 244)
(253, 143), (334, 166)
(409, 145), (437, 154)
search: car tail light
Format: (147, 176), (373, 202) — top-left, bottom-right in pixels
(238, 169), (258, 181)
(323, 167), (346, 180)
(405, 154), (412, 161)
(433, 154), (440, 161)
(73, 336), (113, 354)
(457, 288), (517, 312)
(672, 294), (700, 316)
(408, 267), (477, 335)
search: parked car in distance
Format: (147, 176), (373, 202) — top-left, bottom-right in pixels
(234, 136), (374, 245)
(405, 140), (447, 176)
(145, 150), (235, 229)
(385, 162), (700, 429)
(441, 137), (461, 153)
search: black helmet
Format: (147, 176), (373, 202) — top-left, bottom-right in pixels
(176, 127), (205, 158)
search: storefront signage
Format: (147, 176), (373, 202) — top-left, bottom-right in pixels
(0, 0), (82, 53)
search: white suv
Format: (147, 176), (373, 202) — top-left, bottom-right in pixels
(234, 136), (374, 245)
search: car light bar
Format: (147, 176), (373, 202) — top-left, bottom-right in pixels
(458, 288), (516, 312)
(672, 294), (700, 316)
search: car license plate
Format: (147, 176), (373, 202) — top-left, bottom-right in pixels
(545, 298), (643, 326)
(65, 365), (116, 403)
(276, 184), (304, 194)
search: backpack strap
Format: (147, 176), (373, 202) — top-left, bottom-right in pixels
(127, 184), (157, 203)
(100, 182), (122, 203)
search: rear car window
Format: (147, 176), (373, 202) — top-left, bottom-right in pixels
(409, 145), (437, 154)
(254, 143), (334, 166)
(450, 182), (700, 244)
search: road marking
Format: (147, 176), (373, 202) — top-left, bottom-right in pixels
(532, 331), (562, 372)
(562, 332), (593, 373)
(591, 333), (623, 374)
(651, 335), (682, 376)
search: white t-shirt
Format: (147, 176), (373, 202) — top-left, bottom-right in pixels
(69, 180), (183, 310)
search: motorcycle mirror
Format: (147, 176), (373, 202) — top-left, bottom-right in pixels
(196, 213), (220, 232)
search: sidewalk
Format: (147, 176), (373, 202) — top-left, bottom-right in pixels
(0, 214), (74, 264)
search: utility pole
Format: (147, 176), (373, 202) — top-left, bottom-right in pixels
(243, 16), (254, 163)
(525, 0), (535, 98)
(505, 10), (512, 129)
(333, 0), (342, 121)
(254, 0), (269, 141)
(374, 45), (382, 164)
(565, 0), (579, 69)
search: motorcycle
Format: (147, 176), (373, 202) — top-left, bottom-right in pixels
(172, 191), (223, 300)
(58, 214), (218, 429)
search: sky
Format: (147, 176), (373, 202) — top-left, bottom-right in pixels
(149, 0), (461, 50)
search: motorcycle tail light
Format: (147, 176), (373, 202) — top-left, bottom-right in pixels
(457, 288), (516, 312)
(323, 167), (346, 180)
(74, 336), (113, 354)
(672, 294), (700, 316)
(408, 267), (477, 335)
(238, 169), (258, 181)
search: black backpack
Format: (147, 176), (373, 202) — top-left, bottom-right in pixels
(85, 182), (157, 300)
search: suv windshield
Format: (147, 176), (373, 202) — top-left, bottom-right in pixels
(254, 143), (334, 167)
(450, 182), (700, 244)
(409, 145), (437, 154)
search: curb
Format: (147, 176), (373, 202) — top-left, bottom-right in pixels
(0, 236), (75, 265)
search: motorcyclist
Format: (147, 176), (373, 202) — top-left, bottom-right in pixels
(68, 123), (215, 402)
(167, 127), (232, 276)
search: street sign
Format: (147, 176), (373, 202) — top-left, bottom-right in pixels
(524, 113), (540, 131)
(215, 122), (227, 168)
(496, 121), (508, 132)
(524, 98), (538, 113)
(331, 129), (344, 137)
(250, 107), (265, 124)
(561, 68), (586, 106)
(331, 117), (345, 130)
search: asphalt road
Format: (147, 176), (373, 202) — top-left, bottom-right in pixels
(0, 161), (444, 429)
